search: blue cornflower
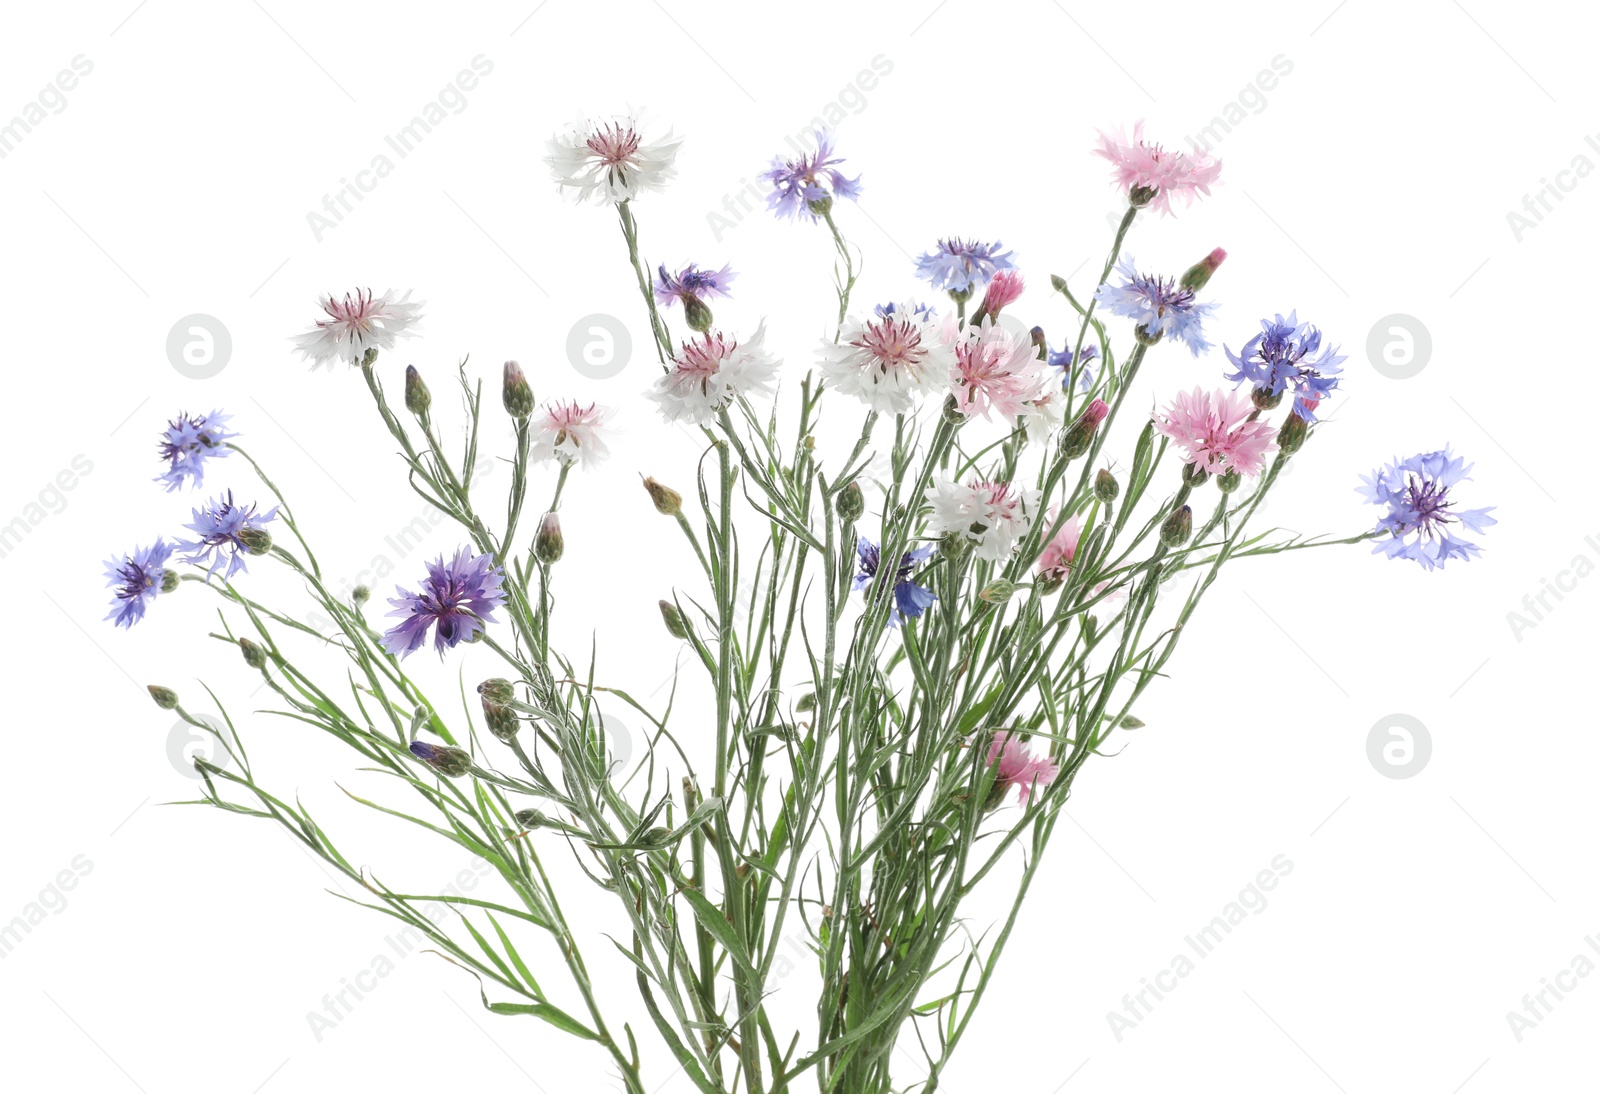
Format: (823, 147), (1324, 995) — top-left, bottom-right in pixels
(1358, 448), (1496, 571)
(1047, 341), (1100, 394)
(654, 263), (737, 308)
(1223, 313), (1345, 421)
(874, 300), (938, 323)
(179, 492), (278, 578)
(382, 547), (507, 658)
(760, 129), (862, 221)
(914, 239), (1016, 296)
(1094, 255), (1217, 356)
(854, 539), (937, 626)
(103, 539), (173, 628)
(156, 410), (236, 492)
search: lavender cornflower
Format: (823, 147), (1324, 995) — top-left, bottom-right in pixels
(103, 539), (173, 628)
(1224, 313), (1345, 421)
(156, 410), (236, 492)
(1094, 255), (1217, 356)
(914, 239), (1016, 297)
(179, 492), (277, 578)
(1358, 448), (1496, 571)
(1047, 341), (1100, 393)
(382, 547), (507, 658)
(761, 129), (862, 220)
(655, 263), (736, 332)
(854, 539), (937, 626)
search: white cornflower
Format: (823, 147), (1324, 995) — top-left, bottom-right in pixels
(648, 325), (781, 426)
(924, 477), (1040, 562)
(291, 288), (423, 369)
(546, 111), (682, 204)
(817, 302), (952, 415)
(530, 400), (611, 470)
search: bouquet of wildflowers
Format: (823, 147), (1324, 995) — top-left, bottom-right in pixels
(108, 113), (1494, 1092)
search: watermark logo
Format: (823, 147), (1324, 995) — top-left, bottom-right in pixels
(1366, 314), (1431, 380)
(1366, 714), (1431, 779)
(166, 314), (232, 379)
(167, 714), (234, 779)
(566, 313), (632, 379)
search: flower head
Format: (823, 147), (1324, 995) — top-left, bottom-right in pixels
(654, 263), (736, 308)
(949, 318), (1049, 421)
(530, 400), (610, 470)
(915, 239), (1016, 295)
(155, 410), (236, 492)
(1047, 341), (1100, 394)
(179, 492), (278, 578)
(546, 111), (682, 204)
(987, 731), (1059, 805)
(760, 129), (862, 220)
(854, 540), (937, 626)
(925, 477), (1039, 562)
(1223, 313), (1346, 421)
(819, 304), (953, 415)
(1095, 255), (1216, 356)
(382, 547), (507, 658)
(980, 270), (1025, 316)
(103, 539), (173, 628)
(1035, 513), (1084, 587)
(1154, 387), (1279, 478)
(874, 301), (938, 323)
(648, 325), (781, 425)
(1094, 121), (1221, 216)
(292, 289), (423, 369)
(1359, 448), (1496, 570)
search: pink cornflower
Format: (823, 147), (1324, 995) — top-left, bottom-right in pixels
(925, 477), (1039, 561)
(987, 731), (1059, 805)
(980, 270), (1025, 317)
(1095, 121), (1221, 216)
(530, 400), (611, 470)
(291, 288), (423, 369)
(949, 319), (1049, 421)
(1154, 387), (1278, 478)
(1036, 511), (1084, 586)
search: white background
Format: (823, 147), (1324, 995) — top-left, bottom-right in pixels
(1, 1), (1594, 1091)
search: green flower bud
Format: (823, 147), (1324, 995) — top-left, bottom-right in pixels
(1179, 247), (1226, 293)
(941, 393), (965, 425)
(979, 579), (1019, 605)
(513, 808), (546, 829)
(352, 585), (370, 605)
(642, 476), (682, 516)
(160, 569), (180, 593)
(1278, 413), (1309, 456)
(1061, 398), (1110, 461)
(409, 740), (473, 778)
(360, 346), (379, 369)
(239, 637), (268, 671)
(1133, 324), (1164, 347)
(659, 599), (688, 640)
(478, 678), (515, 705)
(237, 526), (273, 556)
(1094, 468), (1120, 503)
(681, 294), (714, 334)
(1216, 469), (1242, 493)
(503, 360), (534, 420)
(795, 692), (816, 713)
(482, 696), (519, 742)
(534, 511), (564, 564)
(836, 481), (864, 523)
(147, 685), (179, 710)
(404, 364), (431, 415)
(1182, 462), (1209, 488)
(1159, 505), (1193, 548)
(1119, 715), (1145, 729)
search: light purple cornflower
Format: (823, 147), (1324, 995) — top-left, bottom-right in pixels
(382, 547), (507, 658)
(761, 129), (862, 221)
(1358, 448), (1496, 571)
(914, 239), (1015, 296)
(1047, 341), (1100, 393)
(1094, 255), (1217, 356)
(1224, 313), (1345, 421)
(103, 539), (173, 628)
(179, 492), (278, 578)
(654, 263), (737, 308)
(156, 410), (236, 492)
(854, 540), (937, 626)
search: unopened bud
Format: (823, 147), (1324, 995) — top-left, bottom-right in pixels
(643, 477), (682, 516)
(681, 294), (714, 334)
(795, 692), (816, 713)
(941, 393), (965, 425)
(1119, 715), (1145, 729)
(503, 360), (534, 420)
(534, 511), (564, 564)
(837, 481), (864, 523)
(1277, 413), (1309, 456)
(360, 347), (379, 369)
(978, 579), (1019, 605)
(1216, 469), (1242, 493)
(1133, 324), (1164, 347)
(659, 599), (688, 639)
(160, 569), (180, 593)
(239, 637), (268, 670)
(352, 585), (370, 605)
(1030, 325), (1048, 361)
(1251, 386), (1282, 412)
(237, 526), (273, 556)
(1159, 504), (1193, 548)
(1094, 468), (1120, 503)
(1182, 462), (1209, 488)
(147, 685), (179, 710)
(404, 364), (431, 415)
(513, 808), (546, 829)
(482, 696), (519, 742)
(409, 740), (473, 778)
(1179, 247), (1227, 293)
(1062, 398), (1110, 460)
(478, 678), (515, 705)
